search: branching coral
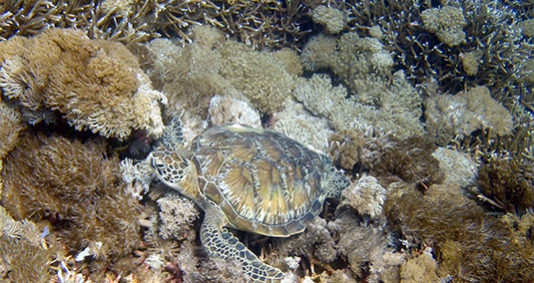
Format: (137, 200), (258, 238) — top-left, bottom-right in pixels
(0, 28), (166, 140)
(0, 131), (141, 268)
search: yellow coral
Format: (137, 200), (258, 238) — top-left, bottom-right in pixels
(0, 28), (165, 140)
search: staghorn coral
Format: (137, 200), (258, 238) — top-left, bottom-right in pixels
(0, 131), (141, 270)
(424, 86), (514, 145)
(385, 181), (534, 282)
(0, 28), (166, 140)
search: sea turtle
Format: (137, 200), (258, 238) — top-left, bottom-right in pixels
(144, 116), (350, 282)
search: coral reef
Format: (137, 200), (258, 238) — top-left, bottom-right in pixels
(0, 205), (59, 283)
(311, 5), (346, 34)
(293, 72), (423, 138)
(421, 5), (467, 47)
(271, 99), (332, 153)
(399, 247), (439, 283)
(208, 95), (261, 128)
(340, 175), (386, 220)
(0, 131), (141, 272)
(145, 25), (297, 116)
(0, 100), (25, 159)
(385, 182), (534, 282)
(424, 86), (514, 145)
(476, 155), (534, 215)
(0, 28), (166, 140)
(432, 147), (477, 187)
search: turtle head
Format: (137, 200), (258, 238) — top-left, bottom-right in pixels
(149, 149), (199, 200)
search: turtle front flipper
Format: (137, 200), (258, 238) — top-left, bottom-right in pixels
(200, 204), (284, 282)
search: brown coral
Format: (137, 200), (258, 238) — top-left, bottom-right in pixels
(476, 156), (534, 214)
(385, 182), (534, 282)
(0, 131), (141, 264)
(0, 28), (165, 140)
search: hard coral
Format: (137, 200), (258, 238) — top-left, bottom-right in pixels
(0, 28), (166, 140)
(1, 131), (141, 264)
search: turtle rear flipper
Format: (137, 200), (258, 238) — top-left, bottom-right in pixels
(200, 204), (284, 282)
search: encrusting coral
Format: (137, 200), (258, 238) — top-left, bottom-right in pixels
(0, 130), (142, 277)
(0, 28), (166, 140)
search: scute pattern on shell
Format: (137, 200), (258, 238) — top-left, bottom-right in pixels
(192, 124), (330, 237)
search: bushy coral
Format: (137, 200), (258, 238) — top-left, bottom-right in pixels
(293, 72), (423, 138)
(421, 5), (467, 47)
(0, 28), (166, 140)
(312, 5), (346, 34)
(340, 176), (386, 219)
(476, 156), (534, 215)
(385, 182), (534, 282)
(153, 191), (200, 241)
(0, 206), (58, 283)
(145, 24), (298, 116)
(432, 147), (477, 187)
(0, 99), (25, 159)
(424, 86), (514, 145)
(208, 94), (261, 128)
(399, 248), (439, 283)
(369, 136), (442, 188)
(271, 99), (332, 153)
(0, 131), (141, 265)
